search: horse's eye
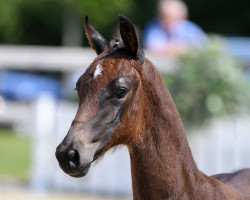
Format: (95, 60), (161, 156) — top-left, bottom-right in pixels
(114, 88), (127, 99)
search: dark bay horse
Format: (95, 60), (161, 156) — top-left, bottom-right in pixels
(56, 15), (250, 199)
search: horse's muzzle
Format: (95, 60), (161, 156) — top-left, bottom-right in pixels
(55, 144), (91, 178)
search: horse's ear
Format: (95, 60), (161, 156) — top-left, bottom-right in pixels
(84, 16), (109, 55)
(118, 14), (144, 64)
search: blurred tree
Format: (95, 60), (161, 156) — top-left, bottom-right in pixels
(163, 36), (250, 130)
(0, 0), (250, 45)
(0, 0), (63, 45)
(184, 0), (250, 36)
(0, 0), (133, 46)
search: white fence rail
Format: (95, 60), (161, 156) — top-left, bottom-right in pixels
(0, 45), (178, 74)
(31, 94), (250, 195)
(189, 116), (250, 176)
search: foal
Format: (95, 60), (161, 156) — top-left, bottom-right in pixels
(56, 15), (250, 199)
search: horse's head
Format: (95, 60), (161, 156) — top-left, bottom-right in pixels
(56, 15), (146, 177)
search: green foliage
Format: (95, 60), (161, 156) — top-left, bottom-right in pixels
(0, 0), (135, 45)
(163, 37), (250, 129)
(1, 0), (250, 45)
(0, 0), (63, 45)
(0, 129), (31, 181)
(185, 0), (250, 36)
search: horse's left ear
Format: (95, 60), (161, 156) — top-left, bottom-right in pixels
(84, 16), (109, 55)
(118, 14), (144, 64)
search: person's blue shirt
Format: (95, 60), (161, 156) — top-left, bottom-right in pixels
(143, 19), (207, 53)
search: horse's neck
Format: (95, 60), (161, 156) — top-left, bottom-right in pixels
(128, 59), (220, 199)
(128, 108), (199, 199)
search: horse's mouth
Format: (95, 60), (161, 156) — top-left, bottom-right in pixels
(56, 142), (109, 178)
(67, 163), (92, 178)
(66, 151), (102, 178)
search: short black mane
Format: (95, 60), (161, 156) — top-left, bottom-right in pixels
(109, 37), (125, 53)
(108, 37), (144, 64)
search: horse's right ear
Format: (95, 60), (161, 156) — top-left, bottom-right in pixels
(118, 14), (144, 64)
(84, 16), (109, 55)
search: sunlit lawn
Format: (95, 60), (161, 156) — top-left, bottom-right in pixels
(0, 129), (31, 181)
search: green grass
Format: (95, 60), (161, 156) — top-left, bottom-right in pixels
(0, 129), (31, 181)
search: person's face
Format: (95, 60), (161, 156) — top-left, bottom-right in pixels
(159, 3), (184, 30)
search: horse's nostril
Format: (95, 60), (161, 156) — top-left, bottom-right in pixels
(67, 149), (79, 168)
(68, 149), (76, 160)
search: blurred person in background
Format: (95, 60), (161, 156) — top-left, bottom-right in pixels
(143, 0), (207, 56)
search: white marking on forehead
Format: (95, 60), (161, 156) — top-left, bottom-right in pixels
(93, 64), (103, 79)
